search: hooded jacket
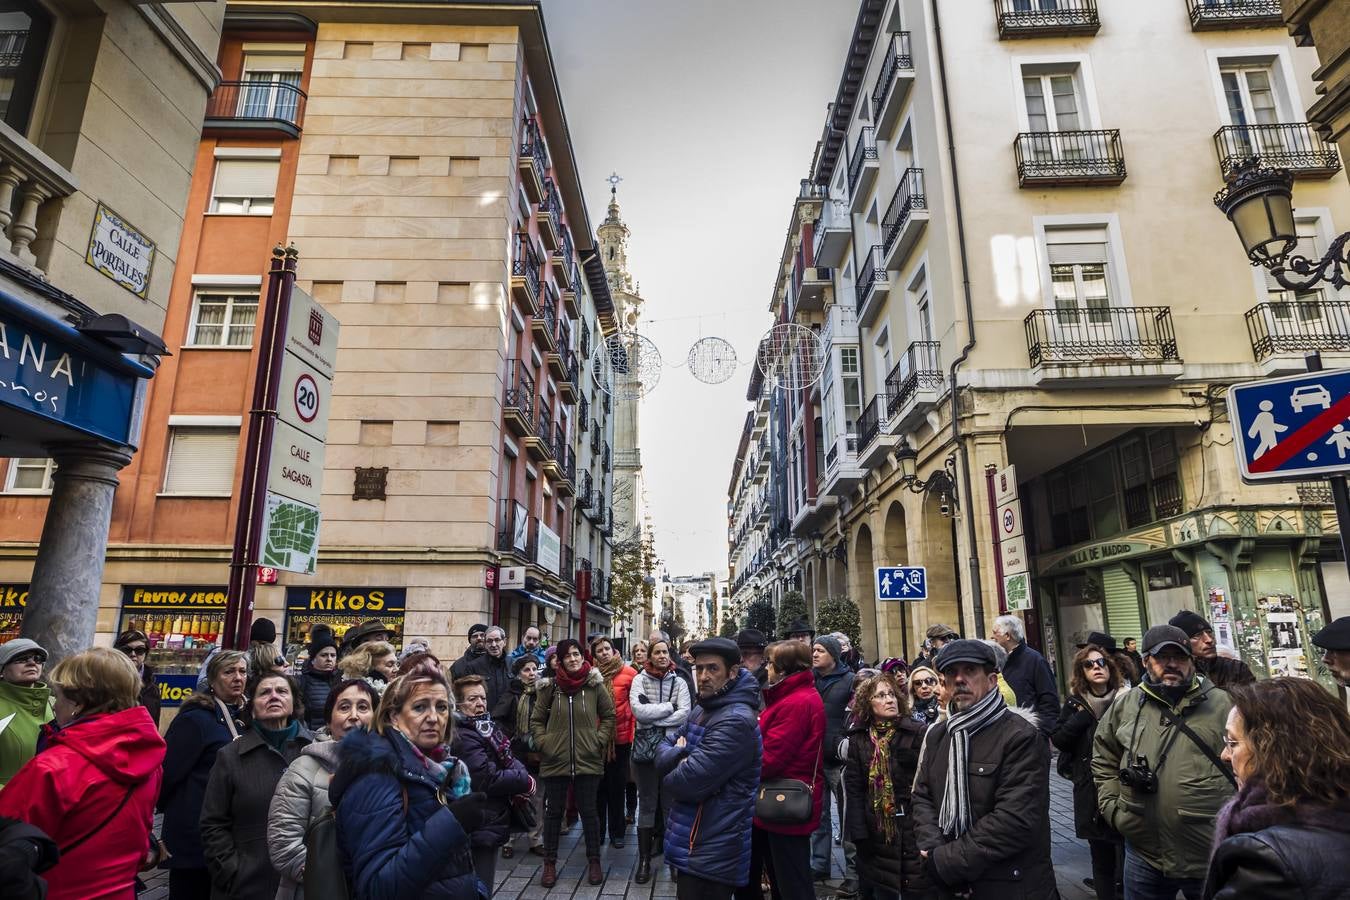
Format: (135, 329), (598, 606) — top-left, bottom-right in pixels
(656, 667), (762, 888)
(755, 669), (825, 836)
(267, 738), (343, 900)
(912, 705), (1057, 899)
(814, 664), (855, 766)
(609, 663), (637, 745)
(0, 705), (165, 900)
(328, 727), (482, 900)
(201, 724), (313, 900)
(1092, 675), (1234, 881)
(450, 714), (532, 848)
(528, 670), (615, 779)
(842, 717), (930, 896)
(159, 697), (244, 869)
(0, 679), (52, 787)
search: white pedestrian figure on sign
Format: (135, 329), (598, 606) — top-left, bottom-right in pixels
(1326, 423), (1350, 459)
(1248, 400), (1287, 460)
(880, 571), (893, 597)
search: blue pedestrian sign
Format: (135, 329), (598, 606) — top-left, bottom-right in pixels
(1228, 368), (1350, 482)
(877, 566), (927, 601)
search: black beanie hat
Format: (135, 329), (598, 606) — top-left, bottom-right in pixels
(1168, 610), (1210, 638)
(250, 617), (277, 644)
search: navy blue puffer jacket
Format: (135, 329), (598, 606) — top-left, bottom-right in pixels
(328, 727), (485, 900)
(656, 667), (762, 888)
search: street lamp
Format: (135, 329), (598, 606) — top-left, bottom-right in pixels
(895, 437), (959, 515)
(1214, 159), (1350, 291)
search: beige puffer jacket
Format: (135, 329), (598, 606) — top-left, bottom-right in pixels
(266, 738), (342, 900)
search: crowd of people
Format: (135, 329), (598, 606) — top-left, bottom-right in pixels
(0, 606), (1348, 900)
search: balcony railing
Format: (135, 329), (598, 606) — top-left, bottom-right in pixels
(603, 442), (611, 471)
(1245, 298), (1350, 363)
(496, 500), (535, 557)
(994, 0), (1100, 38)
(540, 178), (562, 233)
(503, 360), (535, 429)
(521, 118), (548, 176)
(1297, 482), (1334, 505)
(1214, 124), (1341, 179)
(1014, 130), (1126, 186)
(512, 232), (540, 298)
(537, 407), (554, 457)
(855, 245), (888, 308)
(882, 168), (926, 257)
(871, 32), (913, 115)
(885, 341), (943, 417)
(857, 394), (885, 449)
(539, 292), (557, 338)
(1188, 0), (1282, 30)
(1024, 306), (1180, 366)
(205, 80), (307, 136)
(591, 421), (601, 453)
(847, 127), (877, 198)
(0, 122), (76, 273)
(825, 432), (858, 471)
(562, 546), (574, 586)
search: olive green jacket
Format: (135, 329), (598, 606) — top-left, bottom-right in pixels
(1091, 676), (1234, 880)
(528, 670), (615, 779)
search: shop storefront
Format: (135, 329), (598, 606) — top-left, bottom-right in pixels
(0, 585), (27, 644)
(119, 584), (228, 708)
(282, 586), (406, 655)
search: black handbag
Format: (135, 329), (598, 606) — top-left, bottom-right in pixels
(631, 726), (664, 764)
(754, 748), (819, 826)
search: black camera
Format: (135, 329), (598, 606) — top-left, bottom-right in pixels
(1119, 755), (1158, 794)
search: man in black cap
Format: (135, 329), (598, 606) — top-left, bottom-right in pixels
(735, 628), (768, 690)
(1168, 610), (1255, 691)
(450, 622), (490, 680)
(1093, 624), (1234, 899)
(1312, 616), (1350, 701)
(783, 618), (814, 645)
(911, 639), (1056, 897)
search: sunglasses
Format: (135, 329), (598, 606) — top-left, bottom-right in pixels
(8, 653), (42, 666)
(1083, 658), (1109, 670)
(913, 677), (938, 687)
(122, 645), (149, 657)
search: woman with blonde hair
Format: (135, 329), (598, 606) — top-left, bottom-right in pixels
(1204, 678), (1350, 899)
(907, 665), (941, 726)
(338, 640), (399, 689)
(0, 648), (165, 900)
(330, 660), (493, 897)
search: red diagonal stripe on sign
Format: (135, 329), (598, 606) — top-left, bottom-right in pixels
(1249, 392), (1350, 473)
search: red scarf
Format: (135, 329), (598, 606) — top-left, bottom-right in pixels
(554, 660), (593, 695)
(644, 657), (672, 680)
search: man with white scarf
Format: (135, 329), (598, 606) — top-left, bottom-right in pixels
(911, 639), (1058, 899)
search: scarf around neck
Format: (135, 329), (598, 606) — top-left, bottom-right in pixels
(597, 653), (624, 684)
(644, 657), (673, 680)
(1079, 686), (1119, 720)
(938, 687), (1007, 838)
(868, 719), (899, 841)
(555, 660), (594, 695)
(254, 719), (299, 753)
(1213, 779), (1350, 850)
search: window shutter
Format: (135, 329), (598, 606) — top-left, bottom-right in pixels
(164, 428), (238, 494)
(214, 160), (279, 199)
(243, 53), (304, 73)
(1101, 566), (1143, 644)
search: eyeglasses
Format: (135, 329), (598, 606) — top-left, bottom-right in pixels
(1083, 658), (1109, 670)
(1221, 736), (1243, 750)
(913, 677), (938, 687)
(122, 646), (149, 657)
(8, 653), (42, 666)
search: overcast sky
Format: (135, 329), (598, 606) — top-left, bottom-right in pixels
(543, 0), (857, 578)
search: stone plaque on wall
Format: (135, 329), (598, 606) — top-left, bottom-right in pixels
(354, 466), (388, 500)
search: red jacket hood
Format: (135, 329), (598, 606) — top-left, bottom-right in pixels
(50, 705), (166, 784)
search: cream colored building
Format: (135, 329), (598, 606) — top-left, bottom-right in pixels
(732, 0), (1350, 685)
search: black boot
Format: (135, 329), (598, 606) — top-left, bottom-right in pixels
(635, 827), (653, 884)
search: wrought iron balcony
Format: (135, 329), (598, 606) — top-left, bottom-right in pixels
(538, 178), (562, 251)
(1024, 306), (1180, 367)
(847, 127), (878, 206)
(205, 80), (306, 138)
(561, 546), (574, 586)
(519, 118), (548, 202)
(1014, 130), (1126, 187)
(872, 32), (914, 133)
(511, 233), (540, 312)
(857, 394), (884, 450)
(536, 407), (554, 459)
(591, 421), (601, 454)
(882, 168), (928, 267)
(502, 360), (535, 436)
(1297, 482), (1334, 505)
(855, 245), (890, 324)
(1188, 0), (1282, 30)
(532, 292), (558, 352)
(1213, 124), (1341, 179)
(994, 0), (1100, 39)
(885, 341), (943, 419)
(1246, 297), (1350, 364)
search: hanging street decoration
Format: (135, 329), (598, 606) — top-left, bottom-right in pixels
(593, 330), (662, 400)
(756, 323), (825, 393)
(687, 336), (739, 384)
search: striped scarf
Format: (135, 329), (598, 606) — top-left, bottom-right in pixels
(937, 687), (1006, 838)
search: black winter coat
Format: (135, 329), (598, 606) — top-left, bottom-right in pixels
(1000, 643), (1060, 735)
(815, 667), (855, 766)
(911, 706), (1057, 899)
(492, 678), (525, 738)
(461, 652), (511, 711)
(1196, 655), (1256, 692)
(139, 666), (162, 728)
(842, 720), (931, 897)
(158, 699), (244, 869)
(200, 725), (312, 900)
(297, 665), (340, 731)
(1203, 789), (1350, 900)
(1049, 693), (1123, 841)
(449, 647), (484, 681)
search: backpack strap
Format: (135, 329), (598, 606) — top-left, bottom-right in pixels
(1157, 704), (1238, 789)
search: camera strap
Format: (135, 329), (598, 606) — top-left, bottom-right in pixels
(1157, 705), (1238, 790)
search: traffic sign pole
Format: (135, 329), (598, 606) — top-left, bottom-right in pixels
(1304, 352), (1350, 589)
(987, 465), (1007, 615)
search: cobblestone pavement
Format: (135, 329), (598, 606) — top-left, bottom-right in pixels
(140, 763), (1094, 899)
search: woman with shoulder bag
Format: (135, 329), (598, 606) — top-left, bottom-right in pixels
(736, 641), (824, 900)
(629, 638), (690, 884)
(591, 636), (635, 850)
(266, 678), (378, 900)
(505, 656), (545, 857)
(841, 673), (932, 900)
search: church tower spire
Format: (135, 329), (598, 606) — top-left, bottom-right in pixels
(597, 173), (642, 328)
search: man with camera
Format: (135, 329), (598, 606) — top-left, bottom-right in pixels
(1092, 624), (1235, 900)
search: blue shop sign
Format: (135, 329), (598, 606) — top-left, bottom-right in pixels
(158, 673), (200, 708)
(0, 311), (140, 446)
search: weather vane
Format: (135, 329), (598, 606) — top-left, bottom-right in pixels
(607, 172), (623, 195)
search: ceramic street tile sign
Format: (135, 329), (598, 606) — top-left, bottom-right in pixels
(86, 203), (155, 298)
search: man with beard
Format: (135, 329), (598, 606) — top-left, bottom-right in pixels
(1093, 625), (1235, 900)
(450, 622), (489, 680)
(1167, 611), (1255, 692)
(911, 639), (1057, 898)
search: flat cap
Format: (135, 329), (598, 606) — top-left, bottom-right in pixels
(1143, 624), (1192, 657)
(735, 628), (767, 650)
(933, 638), (996, 672)
(926, 623), (959, 641)
(1312, 616), (1350, 651)
(689, 637), (742, 667)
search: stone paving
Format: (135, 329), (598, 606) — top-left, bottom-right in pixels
(140, 759), (1095, 899)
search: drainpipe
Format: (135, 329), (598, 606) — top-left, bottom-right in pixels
(931, 0), (986, 636)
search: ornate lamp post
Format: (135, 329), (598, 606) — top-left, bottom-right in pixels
(894, 437), (959, 515)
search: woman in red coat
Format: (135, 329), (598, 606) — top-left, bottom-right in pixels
(0, 647), (165, 900)
(737, 640), (825, 900)
(592, 635), (636, 847)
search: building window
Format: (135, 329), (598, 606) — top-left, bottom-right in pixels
(239, 51), (303, 120)
(0, 0), (51, 134)
(840, 347), (862, 435)
(1045, 225), (1113, 322)
(162, 427), (239, 496)
(188, 288), (259, 347)
(4, 456), (53, 493)
(209, 159), (279, 214)
(1046, 428), (1182, 545)
(1024, 70), (1083, 134)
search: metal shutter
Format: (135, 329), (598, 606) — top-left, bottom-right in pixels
(1102, 565), (1143, 641)
(164, 428), (238, 495)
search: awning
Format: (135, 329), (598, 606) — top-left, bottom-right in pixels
(586, 602), (613, 618)
(524, 591), (566, 612)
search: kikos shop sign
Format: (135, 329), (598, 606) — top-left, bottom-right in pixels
(285, 587), (406, 614)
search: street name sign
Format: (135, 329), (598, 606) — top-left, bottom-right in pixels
(1228, 368), (1350, 482)
(877, 566), (927, 601)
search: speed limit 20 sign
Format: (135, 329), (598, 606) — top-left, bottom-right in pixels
(277, 352), (330, 442)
